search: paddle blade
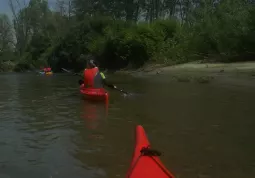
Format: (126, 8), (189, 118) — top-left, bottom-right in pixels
(61, 68), (71, 73)
(62, 68), (83, 77)
(106, 84), (116, 89)
(106, 84), (128, 94)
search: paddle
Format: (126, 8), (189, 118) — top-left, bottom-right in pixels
(62, 68), (81, 77)
(62, 68), (129, 95)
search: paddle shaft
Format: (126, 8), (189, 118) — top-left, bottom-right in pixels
(62, 68), (128, 95)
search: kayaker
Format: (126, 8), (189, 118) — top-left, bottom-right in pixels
(47, 67), (52, 72)
(80, 55), (107, 89)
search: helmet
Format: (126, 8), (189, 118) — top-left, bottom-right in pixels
(86, 55), (97, 68)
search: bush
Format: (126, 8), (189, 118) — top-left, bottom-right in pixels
(42, 17), (180, 71)
(0, 61), (15, 72)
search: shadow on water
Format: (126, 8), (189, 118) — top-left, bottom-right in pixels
(1, 73), (255, 178)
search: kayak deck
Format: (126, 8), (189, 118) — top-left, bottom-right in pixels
(126, 125), (174, 178)
(39, 71), (53, 75)
(80, 84), (109, 102)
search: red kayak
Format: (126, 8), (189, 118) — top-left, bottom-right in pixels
(80, 84), (109, 102)
(126, 125), (175, 178)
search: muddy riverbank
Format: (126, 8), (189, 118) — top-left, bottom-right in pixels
(113, 62), (255, 86)
(116, 61), (255, 75)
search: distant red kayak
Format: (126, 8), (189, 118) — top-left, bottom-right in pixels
(126, 125), (175, 178)
(80, 84), (109, 102)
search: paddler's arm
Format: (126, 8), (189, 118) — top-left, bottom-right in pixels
(100, 72), (107, 86)
(100, 72), (117, 89)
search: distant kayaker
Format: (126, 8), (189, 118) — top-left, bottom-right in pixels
(41, 67), (52, 73)
(80, 55), (107, 88)
(47, 67), (52, 72)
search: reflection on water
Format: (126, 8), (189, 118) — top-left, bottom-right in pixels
(0, 73), (255, 178)
(81, 100), (108, 131)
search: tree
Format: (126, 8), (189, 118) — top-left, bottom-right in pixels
(0, 14), (13, 56)
(9, 0), (30, 55)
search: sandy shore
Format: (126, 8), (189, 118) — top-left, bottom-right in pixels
(116, 61), (255, 76)
(114, 61), (255, 87)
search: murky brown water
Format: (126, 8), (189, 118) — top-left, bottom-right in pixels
(1, 72), (255, 178)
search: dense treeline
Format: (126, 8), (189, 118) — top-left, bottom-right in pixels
(0, 0), (255, 72)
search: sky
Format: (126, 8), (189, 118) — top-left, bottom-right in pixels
(0, 0), (12, 18)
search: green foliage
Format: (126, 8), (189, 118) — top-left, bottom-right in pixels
(174, 0), (255, 62)
(45, 18), (178, 70)
(1, 0), (255, 72)
(0, 14), (13, 63)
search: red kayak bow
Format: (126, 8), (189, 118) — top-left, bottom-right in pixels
(126, 125), (175, 178)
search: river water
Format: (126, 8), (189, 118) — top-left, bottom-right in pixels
(0, 72), (255, 178)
